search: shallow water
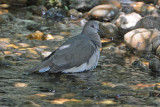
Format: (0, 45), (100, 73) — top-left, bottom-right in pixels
(1, 8), (160, 107)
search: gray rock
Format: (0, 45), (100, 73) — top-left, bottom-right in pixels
(69, 0), (100, 11)
(149, 58), (160, 73)
(43, 7), (65, 21)
(99, 22), (119, 39)
(135, 16), (160, 30)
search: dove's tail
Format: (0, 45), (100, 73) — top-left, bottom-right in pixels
(25, 60), (51, 73)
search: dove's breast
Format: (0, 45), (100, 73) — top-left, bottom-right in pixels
(62, 47), (100, 73)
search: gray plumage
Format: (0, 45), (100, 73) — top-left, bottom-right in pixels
(27, 21), (101, 73)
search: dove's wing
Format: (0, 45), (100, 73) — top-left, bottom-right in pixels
(48, 35), (96, 72)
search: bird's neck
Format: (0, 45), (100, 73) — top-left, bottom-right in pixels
(82, 32), (101, 48)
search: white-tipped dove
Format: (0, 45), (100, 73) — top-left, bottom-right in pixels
(28, 21), (101, 73)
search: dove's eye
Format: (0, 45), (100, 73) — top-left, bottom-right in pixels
(91, 25), (95, 28)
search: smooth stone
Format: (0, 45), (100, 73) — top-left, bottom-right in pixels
(43, 7), (65, 21)
(99, 22), (119, 39)
(67, 9), (83, 19)
(130, 2), (156, 16)
(116, 12), (142, 36)
(135, 16), (160, 30)
(87, 4), (119, 21)
(149, 58), (160, 73)
(121, 6), (134, 14)
(124, 28), (160, 51)
(31, 5), (47, 16)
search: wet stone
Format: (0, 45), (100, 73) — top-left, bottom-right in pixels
(116, 12), (142, 36)
(87, 4), (119, 21)
(68, 9), (83, 20)
(149, 58), (160, 73)
(135, 16), (160, 30)
(43, 7), (65, 21)
(124, 28), (160, 52)
(130, 2), (156, 16)
(31, 5), (47, 16)
(99, 22), (119, 39)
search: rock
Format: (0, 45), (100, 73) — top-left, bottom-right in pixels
(100, 0), (121, 8)
(87, 4), (119, 21)
(43, 34), (54, 40)
(149, 58), (160, 73)
(116, 12), (142, 36)
(43, 7), (65, 21)
(69, 0), (100, 11)
(156, 0), (160, 6)
(0, 8), (8, 15)
(135, 16), (160, 30)
(152, 37), (160, 51)
(131, 60), (148, 71)
(130, 2), (156, 16)
(67, 9), (83, 19)
(0, 4), (10, 9)
(124, 28), (160, 51)
(134, 0), (155, 4)
(99, 22), (119, 39)
(27, 31), (44, 40)
(121, 6), (134, 14)
(31, 5), (47, 16)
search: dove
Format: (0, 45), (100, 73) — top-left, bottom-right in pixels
(27, 20), (101, 73)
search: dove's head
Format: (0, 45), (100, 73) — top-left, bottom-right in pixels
(82, 20), (100, 35)
(81, 20), (101, 48)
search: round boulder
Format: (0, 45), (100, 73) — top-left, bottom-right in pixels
(116, 12), (142, 36)
(124, 28), (160, 51)
(149, 57), (160, 73)
(135, 16), (160, 30)
(130, 2), (156, 16)
(87, 4), (119, 21)
(67, 9), (83, 19)
(99, 22), (119, 39)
